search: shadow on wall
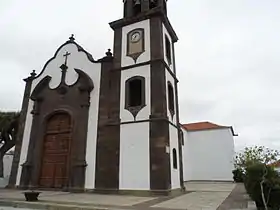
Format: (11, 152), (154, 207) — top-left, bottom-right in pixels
(0, 154), (13, 188)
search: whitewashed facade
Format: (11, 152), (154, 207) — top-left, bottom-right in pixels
(182, 122), (236, 182)
(0, 154), (13, 188)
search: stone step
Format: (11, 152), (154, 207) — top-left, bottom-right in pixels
(0, 200), (126, 210)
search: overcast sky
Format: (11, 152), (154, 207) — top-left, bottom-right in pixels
(0, 0), (280, 152)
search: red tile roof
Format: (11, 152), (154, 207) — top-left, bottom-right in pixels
(181, 122), (225, 131)
(269, 160), (280, 168)
(181, 121), (238, 136)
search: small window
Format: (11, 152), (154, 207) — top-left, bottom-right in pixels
(180, 130), (184, 146)
(133, 0), (141, 16)
(168, 82), (175, 115)
(150, 0), (158, 9)
(125, 76), (145, 107)
(165, 35), (172, 64)
(172, 149), (178, 169)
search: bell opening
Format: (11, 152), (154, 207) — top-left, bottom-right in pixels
(133, 0), (141, 16)
(149, 0), (158, 9)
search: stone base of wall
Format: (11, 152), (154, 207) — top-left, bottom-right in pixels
(0, 177), (9, 188)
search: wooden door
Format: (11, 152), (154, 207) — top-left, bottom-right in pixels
(39, 113), (71, 189)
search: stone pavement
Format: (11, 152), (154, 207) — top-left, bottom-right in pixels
(217, 183), (249, 210)
(0, 182), (255, 210)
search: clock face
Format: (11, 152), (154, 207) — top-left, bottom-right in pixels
(127, 28), (145, 63)
(130, 31), (141, 43)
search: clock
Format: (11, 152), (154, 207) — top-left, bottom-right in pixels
(127, 28), (145, 63)
(130, 31), (141, 43)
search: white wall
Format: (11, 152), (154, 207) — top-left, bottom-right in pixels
(16, 99), (34, 186)
(169, 125), (180, 189)
(120, 66), (151, 122)
(3, 154), (13, 179)
(119, 122), (150, 190)
(182, 131), (192, 181)
(182, 128), (235, 182)
(121, 19), (151, 67)
(16, 42), (102, 190)
(0, 154), (13, 188)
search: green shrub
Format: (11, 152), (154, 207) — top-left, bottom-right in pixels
(244, 163), (280, 209)
(232, 168), (245, 182)
(269, 182), (280, 209)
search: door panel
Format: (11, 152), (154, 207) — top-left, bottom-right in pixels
(39, 113), (71, 189)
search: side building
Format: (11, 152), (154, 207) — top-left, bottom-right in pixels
(181, 122), (237, 182)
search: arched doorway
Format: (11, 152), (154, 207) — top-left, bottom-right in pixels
(39, 112), (72, 189)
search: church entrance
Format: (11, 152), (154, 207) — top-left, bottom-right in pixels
(39, 112), (72, 189)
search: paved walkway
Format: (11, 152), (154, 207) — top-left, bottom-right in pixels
(0, 182), (254, 210)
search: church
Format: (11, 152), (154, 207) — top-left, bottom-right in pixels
(8, 0), (235, 195)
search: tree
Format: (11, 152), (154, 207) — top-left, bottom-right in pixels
(0, 111), (20, 178)
(235, 146), (280, 210)
(234, 146), (280, 172)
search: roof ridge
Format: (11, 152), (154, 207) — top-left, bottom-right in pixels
(182, 121), (222, 126)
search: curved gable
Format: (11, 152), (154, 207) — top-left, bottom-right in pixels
(30, 37), (102, 93)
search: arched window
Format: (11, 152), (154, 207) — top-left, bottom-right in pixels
(165, 35), (172, 64)
(172, 148), (178, 169)
(168, 82), (175, 115)
(125, 76), (145, 108)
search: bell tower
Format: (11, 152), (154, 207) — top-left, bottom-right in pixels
(96, 0), (184, 194)
(123, 0), (167, 18)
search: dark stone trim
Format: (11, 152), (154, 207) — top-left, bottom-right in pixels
(107, 116), (180, 130)
(141, 0), (150, 12)
(165, 34), (172, 65)
(163, 61), (178, 82)
(19, 69), (94, 190)
(172, 40), (185, 191)
(8, 74), (35, 188)
(74, 69), (94, 92)
(113, 58), (179, 83)
(26, 110), (73, 190)
(126, 28), (145, 63)
(124, 76), (146, 120)
(149, 16), (171, 191)
(180, 129), (184, 146)
(95, 27), (121, 190)
(167, 81), (175, 120)
(90, 187), (184, 197)
(110, 7), (178, 42)
(117, 60), (150, 71)
(30, 76), (51, 100)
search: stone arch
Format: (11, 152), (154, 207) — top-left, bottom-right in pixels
(167, 81), (175, 118)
